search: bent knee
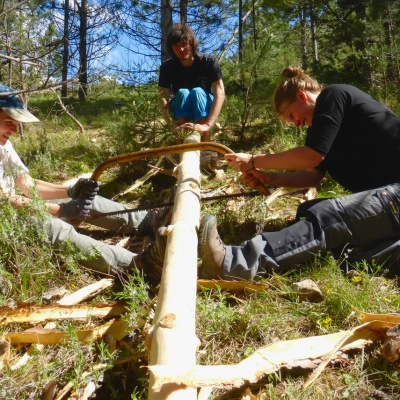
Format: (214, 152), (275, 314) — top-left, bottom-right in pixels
(45, 218), (77, 245)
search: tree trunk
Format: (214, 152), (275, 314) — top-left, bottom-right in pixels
(62, 0), (69, 99)
(161, 0), (173, 63)
(147, 131), (201, 400)
(219, 2), (260, 62)
(383, 4), (400, 88)
(180, 0), (188, 25)
(78, 0), (88, 101)
(239, 0), (243, 62)
(252, 0), (257, 51)
(309, 3), (319, 64)
(300, 7), (308, 70)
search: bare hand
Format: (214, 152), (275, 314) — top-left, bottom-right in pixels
(240, 170), (262, 188)
(224, 153), (253, 172)
(241, 170), (257, 188)
(176, 122), (210, 133)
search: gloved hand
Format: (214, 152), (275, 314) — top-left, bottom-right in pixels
(67, 178), (100, 200)
(59, 198), (92, 220)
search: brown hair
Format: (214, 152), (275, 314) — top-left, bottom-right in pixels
(273, 66), (321, 114)
(167, 24), (199, 57)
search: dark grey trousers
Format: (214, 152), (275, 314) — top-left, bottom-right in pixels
(223, 183), (400, 280)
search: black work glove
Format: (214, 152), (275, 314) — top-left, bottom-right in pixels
(59, 198), (92, 220)
(67, 178), (100, 200)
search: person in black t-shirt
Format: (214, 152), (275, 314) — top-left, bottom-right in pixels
(224, 66), (400, 194)
(158, 24), (225, 142)
(180, 66), (400, 280)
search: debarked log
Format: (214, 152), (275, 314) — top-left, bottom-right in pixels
(147, 132), (202, 400)
(148, 320), (397, 391)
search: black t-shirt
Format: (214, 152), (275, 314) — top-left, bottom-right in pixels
(305, 84), (400, 192)
(158, 52), (223, 95)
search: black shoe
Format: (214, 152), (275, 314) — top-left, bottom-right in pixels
(198, 214), (226, 279)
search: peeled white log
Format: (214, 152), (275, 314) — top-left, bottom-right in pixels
(148, 320), (396, 391)
(147, 132), (201, 400)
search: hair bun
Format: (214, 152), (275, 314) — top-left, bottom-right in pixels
(281, 66), (304, 80)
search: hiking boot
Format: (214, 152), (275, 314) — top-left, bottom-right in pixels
(132, 226), (167, 285)
(198, 214), (226, 279)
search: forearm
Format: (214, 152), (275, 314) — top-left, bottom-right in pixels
(160, 98), (172, 122)
(204, 94), (225, 128)
(26, 179), (68, 200)
(205, 81), (225, 128)
(8, 194), (61, 216)
(260, 169), (323, 188)
(159, 87), (172, 123)
(16, 174), (68, 201)
(252, 146), (324, 170)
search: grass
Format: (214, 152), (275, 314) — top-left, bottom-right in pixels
(1, 84), (400, 399)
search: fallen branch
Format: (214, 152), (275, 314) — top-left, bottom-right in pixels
(50, 87), (85, 134)
(147, 131), (201, 399)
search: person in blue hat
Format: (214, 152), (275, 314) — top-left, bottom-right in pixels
(0, 84), (170, 283)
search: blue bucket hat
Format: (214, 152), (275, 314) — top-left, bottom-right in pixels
(0, 84), (39, 123)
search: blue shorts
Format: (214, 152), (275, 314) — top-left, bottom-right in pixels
(171, 87), (214, 122)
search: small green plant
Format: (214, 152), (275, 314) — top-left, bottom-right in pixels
(114, 269), (153, 330)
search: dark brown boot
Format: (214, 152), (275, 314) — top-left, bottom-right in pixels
(198, 214), (226, 279)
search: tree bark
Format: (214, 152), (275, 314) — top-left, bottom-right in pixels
(78, 0), (88, 101)
(62, 0), (69, 99)
(180, 0), (188, 25)
(239, 0), (243, 62)
(300, 7), (308, 70)
(161, 0), (173, 63)
(309, 3), (319, 64)
(218, 3), (260, 62)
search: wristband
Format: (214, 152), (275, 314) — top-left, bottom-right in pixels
(251, 154), (255, 169)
